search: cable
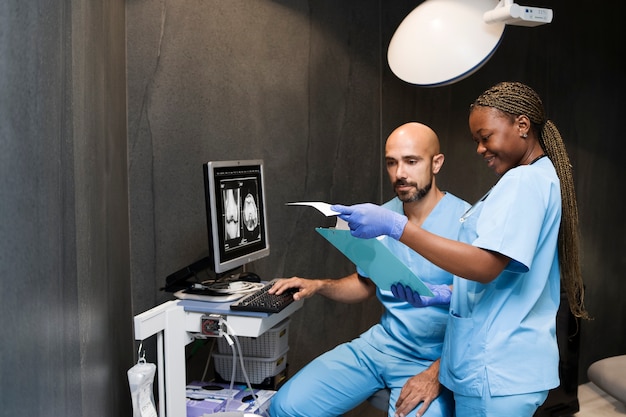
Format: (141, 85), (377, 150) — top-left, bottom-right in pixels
(205, 281), (264, 294)
(200, 338), (216, 382)
(222, 320), (265, 414)
(227, 333), (237, 410)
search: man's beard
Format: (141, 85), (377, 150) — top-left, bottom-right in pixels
(395, 179), (432, 203)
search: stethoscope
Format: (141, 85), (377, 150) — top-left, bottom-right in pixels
(459, 188), (492, 223)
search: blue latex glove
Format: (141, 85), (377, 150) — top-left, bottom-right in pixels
(391, 283), (452, 307)
(330, 203), (408, 240)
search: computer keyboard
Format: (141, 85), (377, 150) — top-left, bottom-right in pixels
(230, 279), (297, 314)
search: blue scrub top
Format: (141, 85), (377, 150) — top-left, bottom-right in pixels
(440, 157), (562, 396)
(358, 193), (470, 362)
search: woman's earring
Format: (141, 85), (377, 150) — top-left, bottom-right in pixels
(521, 133), (528, 138)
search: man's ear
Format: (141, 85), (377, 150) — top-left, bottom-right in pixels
(432, 153), (445, 174)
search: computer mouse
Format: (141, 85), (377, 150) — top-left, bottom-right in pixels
(238, 271), (261, 283)
(241, 394), (255, 402)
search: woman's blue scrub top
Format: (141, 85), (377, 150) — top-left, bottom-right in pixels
(440, 157), (562, 397)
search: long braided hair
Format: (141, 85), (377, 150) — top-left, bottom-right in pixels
(471, 81), (589, 319)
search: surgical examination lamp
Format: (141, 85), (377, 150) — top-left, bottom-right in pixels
(387, 0), (553, 86)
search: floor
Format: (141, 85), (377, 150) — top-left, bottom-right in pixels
(575, 382), (626, 417)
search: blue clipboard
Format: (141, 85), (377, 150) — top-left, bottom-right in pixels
(316, 228), (433, 297)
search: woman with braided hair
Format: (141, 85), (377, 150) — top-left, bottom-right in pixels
(331, 81), (588, 416)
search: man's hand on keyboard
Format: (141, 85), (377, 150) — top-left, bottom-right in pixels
(268, 277), (318, 301)
(229, 278), (298, 314)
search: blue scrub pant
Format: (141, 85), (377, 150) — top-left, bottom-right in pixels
(454, 389), (548, 417)
(269, 337), (453, 417)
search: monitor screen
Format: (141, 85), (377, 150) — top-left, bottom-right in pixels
(203, 160), (270, 275)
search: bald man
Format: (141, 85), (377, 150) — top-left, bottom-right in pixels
(269, 123), (470, 417)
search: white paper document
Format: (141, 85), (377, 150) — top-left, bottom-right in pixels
(286, 202), (348, 229)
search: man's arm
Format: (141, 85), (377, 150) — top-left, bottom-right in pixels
(394, 359), (442, 417)
(268, 272), (376, 303)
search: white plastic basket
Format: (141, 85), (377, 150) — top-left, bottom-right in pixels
(213, 346), (289, 384)
(217, 318), (290, 358)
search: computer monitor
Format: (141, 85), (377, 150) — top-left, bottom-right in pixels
(203, 159), (270, 275)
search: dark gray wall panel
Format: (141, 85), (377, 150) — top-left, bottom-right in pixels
(127, 2), (385, 415)
(0, 0), (131, 416)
